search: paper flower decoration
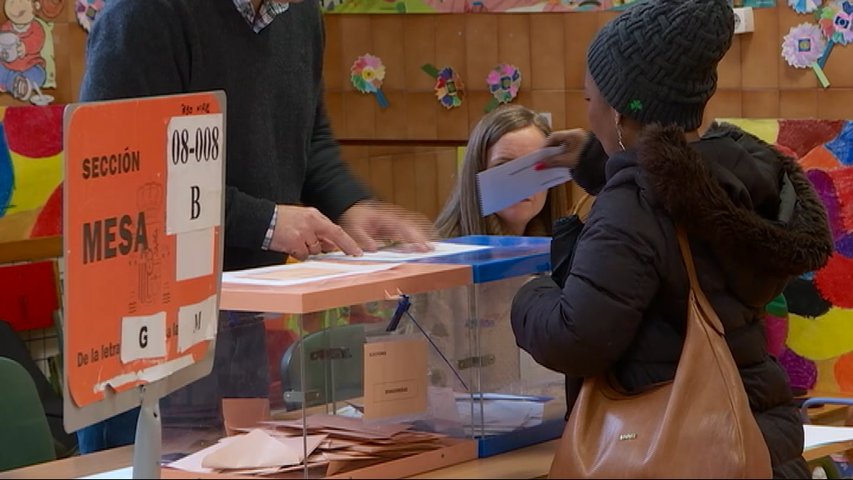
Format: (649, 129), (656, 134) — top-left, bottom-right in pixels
(76, 0), (106, 33)
(435, 67), (464, 109)
(782, 23), (827, 67)
(819, 0), (853, 45)
(422, 64), (464, 109)
(788, 0), (822, 13)
(485, 64), (521, 113)
(350, 54), (389, 109)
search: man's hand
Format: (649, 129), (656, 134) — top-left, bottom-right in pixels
(270, 205), (363, 260)
(535, 129), (589, 170)
(339, 201), (436, 253)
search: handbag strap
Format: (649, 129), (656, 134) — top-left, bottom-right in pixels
(571, 193), (594, 223)
(571, 193), (593, 215)
(675, 227), (726, 336)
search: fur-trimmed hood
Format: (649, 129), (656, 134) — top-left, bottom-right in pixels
(634, 122), (833, 277)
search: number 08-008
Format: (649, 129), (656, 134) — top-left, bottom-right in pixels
(170, 125), (221, 165)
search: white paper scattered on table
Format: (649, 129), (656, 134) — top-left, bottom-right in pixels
(176, 227), (215, 281)
(202, 429), (326, 470)
(456, 397), (545, 435)
(222, 261), (401, 287)
(315, 241), (490, 262)
(168, 430), (326, 474)
(168, 437), (236, 474)
(79, 466), (133, 479)
(803, 425), (853, 450)
(477, 146), (571, 216)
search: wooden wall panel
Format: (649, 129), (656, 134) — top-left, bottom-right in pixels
(325, 8), (852, 145)
(530, 15), (565, 91)
(342, 145), (459, 222)
(29, 6), (851, 223)
(326, 7), (853, 219)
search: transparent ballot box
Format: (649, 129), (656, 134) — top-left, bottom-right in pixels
(408, 236), (567, 458)
(158, 260), (479, 478)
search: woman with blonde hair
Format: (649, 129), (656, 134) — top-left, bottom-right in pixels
(435, 104), (570, 239)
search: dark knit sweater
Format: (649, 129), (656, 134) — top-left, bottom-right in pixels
(80, 0), (371, 271)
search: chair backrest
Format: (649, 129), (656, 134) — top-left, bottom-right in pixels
(280, 324), (366, 411)
(0, 357), (56, 471)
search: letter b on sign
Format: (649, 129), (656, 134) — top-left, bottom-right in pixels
(190, 186), (201, 220)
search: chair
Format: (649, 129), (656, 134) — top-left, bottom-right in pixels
(280, 324), (366, 411)
(0, 357), (56, 471)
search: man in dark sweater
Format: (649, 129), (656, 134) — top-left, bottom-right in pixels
(76, 0), (431, 452)
(81, 0), (429, 270)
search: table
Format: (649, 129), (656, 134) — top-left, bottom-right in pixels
(6, 435), (853, 480)
(0, 441), (555, 480)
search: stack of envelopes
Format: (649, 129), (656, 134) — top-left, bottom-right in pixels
(166, 414), (448, 477)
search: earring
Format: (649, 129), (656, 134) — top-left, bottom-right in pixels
(615, 113), (626, 151)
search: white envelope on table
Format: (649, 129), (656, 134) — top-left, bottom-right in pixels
(477, 146), (571, 216)
(201, 429), (326, 470)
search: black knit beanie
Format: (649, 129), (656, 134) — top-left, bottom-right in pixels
(586, 0), (735, 131)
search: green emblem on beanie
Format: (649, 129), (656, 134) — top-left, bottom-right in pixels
(628, 99), (643, 112)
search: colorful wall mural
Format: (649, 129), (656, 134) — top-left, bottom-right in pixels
(723, 118), (853, 395)
(0, 104), (64, 247)
(320, 0), (775, 14)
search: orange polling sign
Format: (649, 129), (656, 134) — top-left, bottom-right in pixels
(64, 93), (225, 408)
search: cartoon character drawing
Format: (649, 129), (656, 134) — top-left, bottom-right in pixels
(0, 0), (62, 104)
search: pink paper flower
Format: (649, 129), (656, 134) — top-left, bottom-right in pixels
(76, 0), (106, 32)
(819, 0), (853, 45)
(486, 64), (521, 105)
(782, 23), (827, 68)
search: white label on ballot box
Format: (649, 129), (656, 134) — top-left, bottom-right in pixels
(177, 294), (218, 353)
(166, 113), (224, 234)
(176, 228), (215, 281)
(363, 337), (428, 421)
(120, 312), (167, 363)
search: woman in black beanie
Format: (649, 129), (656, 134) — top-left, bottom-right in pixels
(511, 0), (833, 477)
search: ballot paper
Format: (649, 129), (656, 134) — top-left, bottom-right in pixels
(168, 430), (326, 473)
(79, 467), (133, 479)
(315, 241), (491, 262)
(477, 146), (571, 216)
(221, 261), (400, 286)
(202, 429), (326, 469)
(803, 425), (853, 450)
(456, 397), (545, 435)
(166, 414), (450, 478)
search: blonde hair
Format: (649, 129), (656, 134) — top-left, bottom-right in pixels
(435, 105), (570, 238)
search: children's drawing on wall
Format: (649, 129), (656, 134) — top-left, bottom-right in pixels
(0, 0), (63, 105)
(321, 0), (775, 14)
(0, 105), (64, 248)
(721, 118), (853, 395)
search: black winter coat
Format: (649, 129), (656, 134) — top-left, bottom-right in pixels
(511, 123), (833, 479)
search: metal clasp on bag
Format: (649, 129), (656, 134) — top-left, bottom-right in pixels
(619, 433), (638, 441)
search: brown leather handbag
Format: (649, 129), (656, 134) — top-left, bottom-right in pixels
(549, 228), (773, 479)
